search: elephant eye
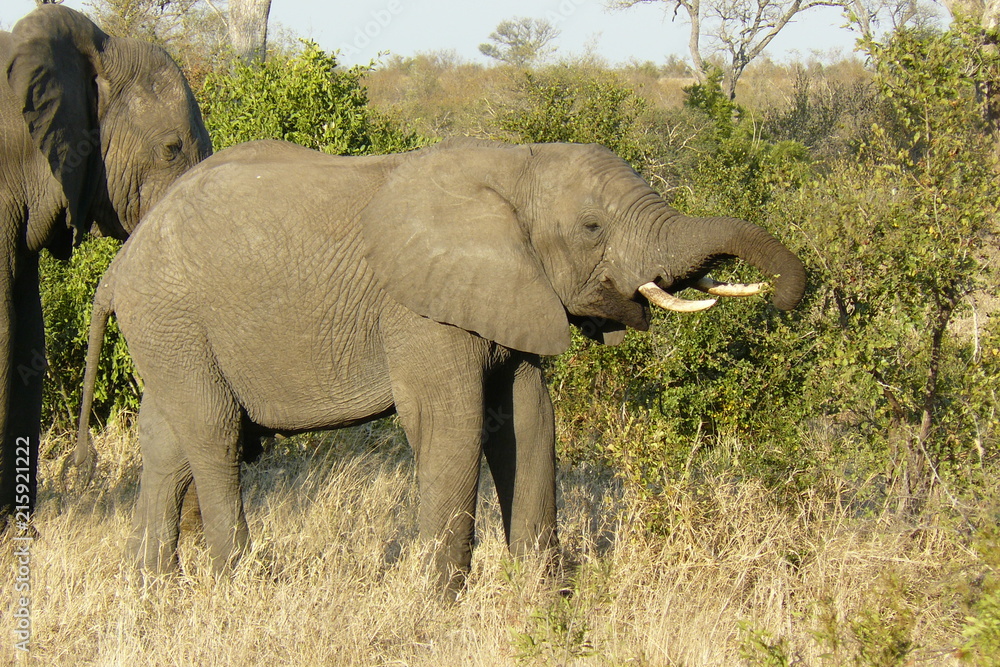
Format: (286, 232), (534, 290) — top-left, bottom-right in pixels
(583, 218), (603, 234)
(160, 139), (183, 162)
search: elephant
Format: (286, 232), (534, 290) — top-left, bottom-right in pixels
(0, 4), (212, 524)
(75, 137), (805, 594)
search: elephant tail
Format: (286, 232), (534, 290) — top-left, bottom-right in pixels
(72, 275), (116, 483)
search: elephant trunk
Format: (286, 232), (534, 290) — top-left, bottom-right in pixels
(659, 214), (806, 311)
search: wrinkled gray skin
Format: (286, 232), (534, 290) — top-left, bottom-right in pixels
(0, 5), (211, 524)
(77, 138), (805, 594)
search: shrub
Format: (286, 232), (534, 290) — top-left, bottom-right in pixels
(676, 67), (813, 223)
(779, 23), (1000, 506)
(198, 41), (423, 155)
(545, 22), (1000, 523)
(764, 68), (882, 162)
(40, 238), (139, 431)
(495, 65), (651, 172)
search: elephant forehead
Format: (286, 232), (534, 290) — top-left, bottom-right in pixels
(537, 146), (644, 205)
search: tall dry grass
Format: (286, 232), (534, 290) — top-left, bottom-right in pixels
(1, 421), (981, 665)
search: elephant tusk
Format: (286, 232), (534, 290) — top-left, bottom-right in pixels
(694, 275), (769, 297)
(638, 282), (717, 313)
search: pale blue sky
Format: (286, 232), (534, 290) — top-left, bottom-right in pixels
(10, 0), (943, 67)
(271, 0), (864, 66)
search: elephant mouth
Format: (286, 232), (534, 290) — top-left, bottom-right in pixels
(635, 275), (768, 314)
(571, 273), (769, 337)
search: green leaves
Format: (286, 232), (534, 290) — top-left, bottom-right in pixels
(542, 21), (1000, 519)
(771, 22), (1000, 500)
(497, 67), (650, 169)
(40, 238), (139, 430)
(198, 41), (422, 155)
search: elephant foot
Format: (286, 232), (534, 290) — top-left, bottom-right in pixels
(127, 527), (180, 575)
(424, 538), (474, 602)
(433, 561), (470, 603)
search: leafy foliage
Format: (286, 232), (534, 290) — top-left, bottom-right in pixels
(199, 41), (423, 154)
(779, 22), (1000, 506)
(962, 524), (1000, 664)
(40, 238), (139, 430)
(496, 66), (651, 170)
(536, 22), (1000, 530)
(677, 67), (813, 222)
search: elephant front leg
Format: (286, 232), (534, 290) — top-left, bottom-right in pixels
(482, 354), (558, 559)
(417, 441), (481, 596)
(0, 254), (44, 527)
(386, 323), (489, 597)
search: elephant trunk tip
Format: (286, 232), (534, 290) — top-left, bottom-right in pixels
(770, 263), (807, 312)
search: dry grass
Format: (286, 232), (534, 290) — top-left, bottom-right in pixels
(2, 421), (981, 665)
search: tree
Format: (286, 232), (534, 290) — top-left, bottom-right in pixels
(223, 0), (271, 64)
(845, 0), (942, 40)
(609, 0), (839, 99)
(85, 0), (229, 78)
(941, 0), (1000, 28)
(87, 0), (207, 43)
(89, 0), (271, 66)
(478, 17), (560, 68)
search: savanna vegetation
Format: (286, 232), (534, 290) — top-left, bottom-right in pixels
(7, 1), (1000, 663)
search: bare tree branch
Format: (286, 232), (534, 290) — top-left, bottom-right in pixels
(848, 0), (943, 40)
(202, 0), (226, 21)
(609, 0), (840, 98)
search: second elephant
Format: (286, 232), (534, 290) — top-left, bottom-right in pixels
(77, 138), (806, 594)
(1, 4), (211, 523)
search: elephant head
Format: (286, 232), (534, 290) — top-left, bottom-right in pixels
(362, 140), (805, 354)
(5, 3), (212, 251)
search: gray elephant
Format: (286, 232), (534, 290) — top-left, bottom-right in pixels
(76, 138), (805, 593)
(0, 4), (211, 523)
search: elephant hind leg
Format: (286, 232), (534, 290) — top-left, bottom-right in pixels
(132, 378), (246, 574)
(130, 395), (193, 573)
(185, 433), (249, 573)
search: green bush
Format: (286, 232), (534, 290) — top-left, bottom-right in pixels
(539, 23), (1000, 522)
(40, 238), (139, 431)
(781, 23), (1000, 502)
(496, 65), (651, 172)
(199, 41), (423, 155)
(676, 68), (813, 223)
(963, 524), (1000, 664)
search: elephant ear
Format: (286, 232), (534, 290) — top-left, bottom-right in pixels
(360, 145), (572, 356)
(7, 5), (106, 246)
